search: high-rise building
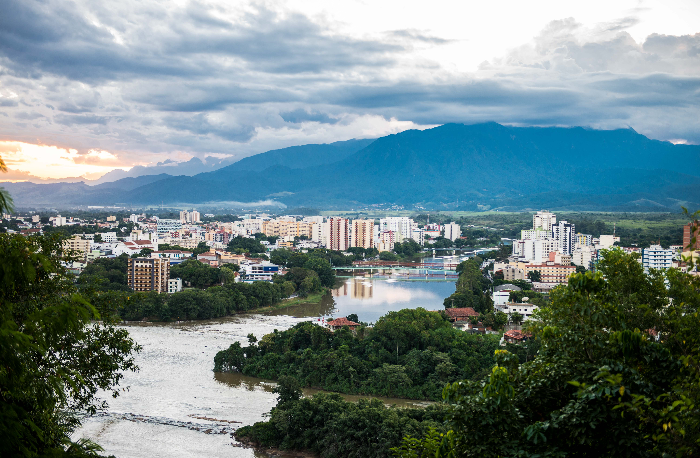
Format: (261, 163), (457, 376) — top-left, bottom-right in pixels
(552, 221), (575, 255)
(157, 219), (182, 234)
(351, 219), (374, 249)
(575, 233), (593, 247)
(379, 217), (413, 239)
(444, 222), (461, 241)
(642, 245), (673, 273)
(683, 222), (700, 251)
(533, 211), (557, 232)
(127, 258), (170, 292)
(328, 217), (349, 251)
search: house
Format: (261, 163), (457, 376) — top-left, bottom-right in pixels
(503, 329), (532, 343)
(443, 307), (480, 322)
(326, 317), (360, 331)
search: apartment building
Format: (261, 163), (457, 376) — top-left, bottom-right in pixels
(63, 235), (91, 261)
(642, 245), (673, 273)
(552, 221), (575, 255)
(328, 217), (349, 251)
(351, 219), (374, 249)
(575, 233), (593, 247)
(157, 219), (182, 234)
(522, 262), (576, 283)
(533, 210), (556, 232)
(444, 222), (461, 241)
(127, 258), (170, 292)
(262, 219), (313, 240)
(379, 217), (412, 239)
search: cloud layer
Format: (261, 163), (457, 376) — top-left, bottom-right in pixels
(0, 0), (698, 179)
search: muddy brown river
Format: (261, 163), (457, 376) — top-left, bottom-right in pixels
(75, 277), (453, 457)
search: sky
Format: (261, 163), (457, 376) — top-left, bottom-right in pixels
(0, 0), (698, 181)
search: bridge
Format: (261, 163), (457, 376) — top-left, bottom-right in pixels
(332, 260), (459, 279)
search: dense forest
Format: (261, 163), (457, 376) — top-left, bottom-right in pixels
(235, 377), (449, 458)
(215, 308), (501, 400)
(234, 249), (700, 458)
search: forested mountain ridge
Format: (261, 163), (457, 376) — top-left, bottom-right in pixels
(4, 123), (700, 210)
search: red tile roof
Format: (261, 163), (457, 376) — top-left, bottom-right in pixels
(327, 317), (360, 327)
(444, 307), (479, 320)
(504, 330), (532, 341)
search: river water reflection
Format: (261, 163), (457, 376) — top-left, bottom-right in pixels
(75, 277), (455, 457)
(267, 277), (457, 323)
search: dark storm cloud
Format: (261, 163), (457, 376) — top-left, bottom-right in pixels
(0, 1), (699, 165)
(0, 0), (404, 82)
(279, 109), (338, 124)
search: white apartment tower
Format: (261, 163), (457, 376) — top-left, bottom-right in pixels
(351, 219), (374, 249)
(328, 217), (349, 251)
(533, 211), (557, 232)
(379, 217), (412, 239)
(444, 222), (461, 241)
(642, 245), (673, 273)
(552, 221), (576, 255)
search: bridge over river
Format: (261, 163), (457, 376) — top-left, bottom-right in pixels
(332, 260), (459, 280)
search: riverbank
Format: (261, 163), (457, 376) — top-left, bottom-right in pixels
(253, 289), (327, 313)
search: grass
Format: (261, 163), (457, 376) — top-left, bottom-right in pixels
(250, 289), (328, 313)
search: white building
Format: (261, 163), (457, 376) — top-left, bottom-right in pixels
(642, 245), (673, 273)
(53, 215), (67, 227)
(572, 246), (595, 269)
(101, 232), (118, 243)
(444, 222), (461, 242)
(157, 219), (182, 234)
(521, 228), (552, 240)
(575, 233), (593, 247)
(496, 303), (539, 320)
(552, 221), (575, 255)
(167, 278), (183, 294)
(411, 227), (425, 246)
(596, 235), (621, 250)
(533, 210), (556, 232)
(242, 261), (280, 281)
(379, 217), (413, 239)
(378, 230), (397, 252)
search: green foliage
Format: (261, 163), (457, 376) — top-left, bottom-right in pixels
(394, 239), (422, 256)
(0, 233), (139, 457)
(379, 251), (399, 261)
(170, 259), (223, 288)
(215, 308), (500, 401)
(235, 392), (449, 458)
(445, 257), (493, 314)
(527, 270), (541, 282)
(77, 254), (130, 291)
(226, 235), (266, 254)
(396, 250), (700, 457)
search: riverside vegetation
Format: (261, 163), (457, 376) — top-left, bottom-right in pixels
(76, 248), (343, 321)
(215, 308), (502, 400)
(229, 245), (700, 458)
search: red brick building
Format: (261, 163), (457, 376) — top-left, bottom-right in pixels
(683, 222), (700, 251)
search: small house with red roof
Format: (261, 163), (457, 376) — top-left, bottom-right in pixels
(443, 307), (479, 322)
(326, 317), (361, 331)
(503, 329), (532, 343)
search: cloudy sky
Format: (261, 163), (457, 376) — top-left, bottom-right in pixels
(0, 0), (699, 181)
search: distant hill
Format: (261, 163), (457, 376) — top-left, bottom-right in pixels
(216, 138), (375, 173)
(4, 124), (700, 211)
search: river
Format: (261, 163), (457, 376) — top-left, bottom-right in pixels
(75, 276), (456, 457)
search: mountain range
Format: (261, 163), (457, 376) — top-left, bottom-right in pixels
(3, 123), (700, 211)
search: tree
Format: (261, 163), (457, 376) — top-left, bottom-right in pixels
(395, 250), (700, 457)
(575, 264), (587, 274)
(379, 251), (398, 261)
(227, 236), (266, 254)
(527, 270), (541, 282)
(0, 233), (139, 457)
(93, 233), (103, 243)
(509, 311), (523, 325)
